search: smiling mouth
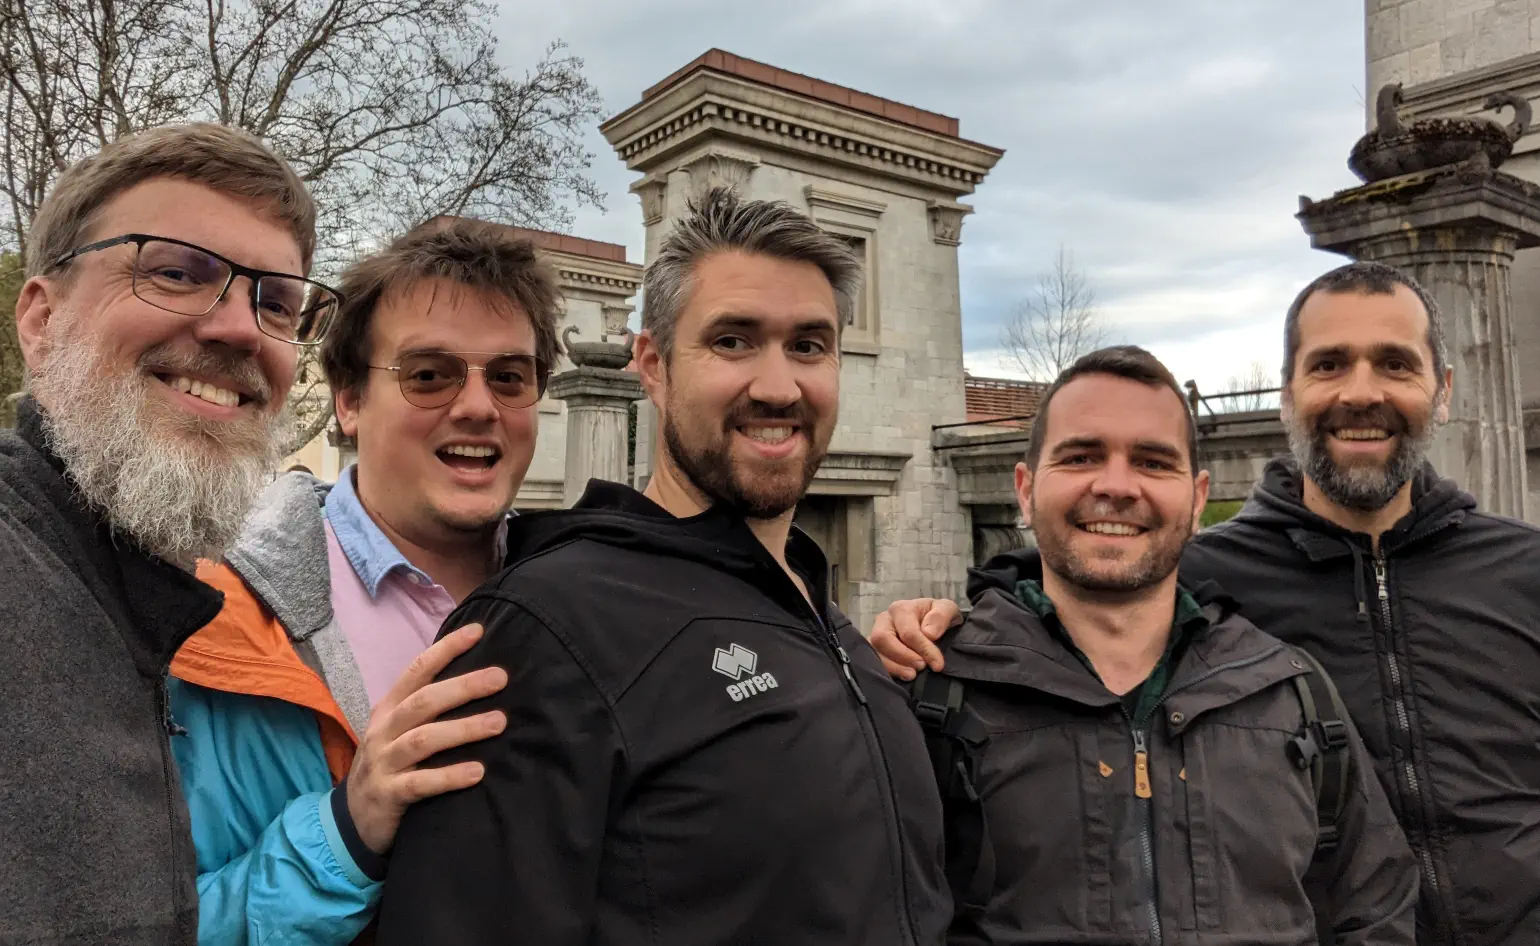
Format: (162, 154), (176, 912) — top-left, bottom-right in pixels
(1077, 521), (1147, 537)
(153, 372), (255, 409)
(738, 425), (799, 444)
(1332, 428), (1393, 442)
(437, 444), (501, 470)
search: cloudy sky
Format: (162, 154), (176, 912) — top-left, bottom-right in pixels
(493, 0), (1369, 394)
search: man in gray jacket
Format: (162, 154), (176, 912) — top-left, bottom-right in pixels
(0, 124), (332, 945)
(895, 346), (1416, 944)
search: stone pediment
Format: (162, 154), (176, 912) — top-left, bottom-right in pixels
(601, 67), (1003, 199)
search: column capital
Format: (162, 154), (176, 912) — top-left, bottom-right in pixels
(547, 366), (646, 408)
(1298, 167), (1540, 260)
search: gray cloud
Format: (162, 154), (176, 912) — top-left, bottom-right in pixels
(492, 0), (1368, 389)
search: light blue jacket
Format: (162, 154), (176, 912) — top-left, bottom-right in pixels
(170, 473), (380, 945)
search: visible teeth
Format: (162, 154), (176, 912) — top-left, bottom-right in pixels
(1084, 522), (1141, 536)
(444, 444), (497, 458)
(170, 375), (240, 407)
(1335, 428), (1391, 441)
(743, 426), (794, 443)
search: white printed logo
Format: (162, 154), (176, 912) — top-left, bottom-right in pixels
(713, 643), (778, 702)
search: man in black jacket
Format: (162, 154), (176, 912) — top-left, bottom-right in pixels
(0, 125), (330, 944)
(873, 261), (1540, 945)
(917, 346), (1414, 945)
(377, 188), (950, 945)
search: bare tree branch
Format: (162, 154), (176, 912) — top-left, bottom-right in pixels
(1001, 245), (1108, 382)
(0, 0), (603, 450)
(1213, 360), (1279, 413)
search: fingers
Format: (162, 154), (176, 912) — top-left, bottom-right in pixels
(385, 664), (508, 739)
(388, 711), (507, 771)
(377, 623), (488, 716)
(896, 605), (946, 675)
(394, 761), (488, 805)
(920, 598), (964, 639)
(870, 600), (946, 680)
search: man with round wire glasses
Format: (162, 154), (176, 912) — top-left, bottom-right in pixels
(0, 123), (325, 946)
(165, 216), (560, 944)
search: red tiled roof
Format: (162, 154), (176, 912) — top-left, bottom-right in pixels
(422, 216), (628, 264)
(643, 49), (961, 139)
(965, 374), (1047, 428)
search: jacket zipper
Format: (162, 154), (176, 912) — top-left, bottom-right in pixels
(154, 675), (187, 928)
(775, 568), (917, 943)
(1126, 719), (1161, 945)
(1127, 644), (1285, 945)
(1372, 551), (1451, 939)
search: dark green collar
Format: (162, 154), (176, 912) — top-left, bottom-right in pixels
(1014, 578), (1209, 726)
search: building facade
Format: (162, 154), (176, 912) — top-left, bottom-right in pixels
(1366, 0), (1540, 516)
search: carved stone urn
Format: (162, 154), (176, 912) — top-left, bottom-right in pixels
(1348, 83), (1531, 183)
(562, 324), (634, 370)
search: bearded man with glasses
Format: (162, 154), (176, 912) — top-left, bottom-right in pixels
(164, 216), (561, 944)
(0, 124), (323, 945)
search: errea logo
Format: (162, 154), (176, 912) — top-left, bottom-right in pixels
(713, 643), (779, 702)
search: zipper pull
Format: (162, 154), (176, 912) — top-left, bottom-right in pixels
(1374, 558), (1389, 601)
(834, 644), (868, 706)
(1133, 729), (1153, 799)
(157, 680), (187, 737)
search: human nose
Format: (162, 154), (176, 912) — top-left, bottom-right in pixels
(1338, 360), (1385, 407)
(445, 364), (501, 422)
(190, 275), (266, 355)
(1089, 454), (1141, 502)
(745, 348), (801, 408)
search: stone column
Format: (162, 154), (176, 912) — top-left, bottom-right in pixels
(548, 328), (645, 507)
(1298, 168), (1540, 519)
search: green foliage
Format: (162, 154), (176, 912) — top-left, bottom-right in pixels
(1200, 500), (1244, 528)
(0, 253), (24, 425)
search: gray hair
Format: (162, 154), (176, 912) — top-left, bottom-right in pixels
(641, 187), (862, 360)
(1282, 261), (1447, 393)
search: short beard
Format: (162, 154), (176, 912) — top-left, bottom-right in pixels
(1033, 497), (1190, 595)
(30, 323), (290, 570)
(661, 397), (828, 521)
(1286, 402), (1435, 513)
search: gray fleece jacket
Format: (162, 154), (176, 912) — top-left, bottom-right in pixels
(0, 397), (223, 946)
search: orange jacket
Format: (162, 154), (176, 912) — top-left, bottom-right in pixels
(172, 561), (359, 783)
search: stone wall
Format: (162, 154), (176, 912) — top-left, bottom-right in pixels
(1367, 0), (1540, 95)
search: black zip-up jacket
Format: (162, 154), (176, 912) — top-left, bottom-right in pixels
(941, 551), (1416, 946)
(1184, 458), (1540, 946)
(0, 397), (222, 945)
(376, 481), (951, 946)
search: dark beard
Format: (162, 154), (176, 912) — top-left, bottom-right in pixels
(661, 399), (827, 520)
(1287, 402), (1432, 512)
(1034, 501), (1191, 594)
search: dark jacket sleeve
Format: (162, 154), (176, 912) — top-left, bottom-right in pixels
(373, 591), (624, 945)
(1303, 711), (1419, 946)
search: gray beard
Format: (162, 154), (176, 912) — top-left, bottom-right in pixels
(1286, 415), (1434, 513)
(29, 329), (291, 570)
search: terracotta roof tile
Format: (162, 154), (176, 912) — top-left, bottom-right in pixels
(964, 374), (1048, 429)
(643, 48), (961, 139)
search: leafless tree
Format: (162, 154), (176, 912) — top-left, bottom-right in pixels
(1215, 360), (1278, 413)
(0, 0), (603, 452)
(1002, 246), (1107, 382)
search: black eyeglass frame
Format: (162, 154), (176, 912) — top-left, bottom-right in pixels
(368, 351), (551, 411)
(50, 232), (344, 346)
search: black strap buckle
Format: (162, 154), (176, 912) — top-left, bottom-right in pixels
(913, 699), (951, 732)
(1314, 718), (1349, 751)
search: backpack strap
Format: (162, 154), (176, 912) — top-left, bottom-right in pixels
(909, 670), (993, 912)
(1285, 647), (1353, 855)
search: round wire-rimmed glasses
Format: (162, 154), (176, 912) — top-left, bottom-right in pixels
(369, 351), (548, 410)
(51, 232), (342, 346)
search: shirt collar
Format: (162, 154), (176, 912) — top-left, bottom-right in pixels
(324, 464), (514, 599)
(1014, 578), (1210, 645)
(325, 465), (427, 598)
